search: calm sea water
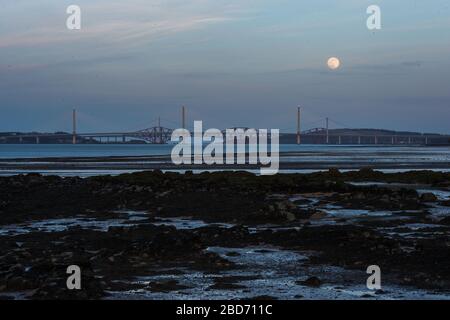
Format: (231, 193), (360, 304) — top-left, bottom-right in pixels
(0, 144), (449, 176)
(0, 144), (174, 158)
(1, 144), (450, 159)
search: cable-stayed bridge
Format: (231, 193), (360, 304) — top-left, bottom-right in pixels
(0, 107), (448, 145)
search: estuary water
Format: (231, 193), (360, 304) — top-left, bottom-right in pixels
(0, 144), (449, 177)
(1, 144), (450, 160)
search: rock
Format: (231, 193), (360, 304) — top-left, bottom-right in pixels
(420, 193), (438, 202)
(251, 295), (277, 300)
(284, 212), (296, 222)
(297, 276), (322, 287)
(225, 251), (241, 257)
(2, 170), (450, 299)
(328, 168), (341, 177)
(148, 280), (190, 293)
(26, 173), (46, 185)
(6, 276), (34, 291)
(309, 211), (327, 220)
(353, 193), (366, 200)
(208, 282), (246, 290)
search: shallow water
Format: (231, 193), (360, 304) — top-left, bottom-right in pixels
(107, 246), (450, 300)
(0, 213), (236, 237)
(1, 209), (449, 300)
(324, 208), (392, 218)
(0, 211), (149, 236)
(151, 217), (234, 230)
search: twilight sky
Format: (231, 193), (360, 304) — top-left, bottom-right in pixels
(1, 0), (449, 133)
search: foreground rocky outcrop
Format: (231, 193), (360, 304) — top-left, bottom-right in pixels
(0, 169), (449, 299)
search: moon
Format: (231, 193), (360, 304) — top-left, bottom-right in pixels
(327, 57), (341, 70)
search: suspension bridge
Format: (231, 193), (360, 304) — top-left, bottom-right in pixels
(0, 106), (448, 145)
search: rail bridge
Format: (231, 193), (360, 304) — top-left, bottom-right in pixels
(0, 107), (448, 145)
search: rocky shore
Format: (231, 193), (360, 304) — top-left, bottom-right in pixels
(0, 169), (449, 299)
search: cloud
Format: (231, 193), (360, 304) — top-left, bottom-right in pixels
(0, 63), (47, 72)
(334, 61), (425, 76)
(0, 1), (240, 49)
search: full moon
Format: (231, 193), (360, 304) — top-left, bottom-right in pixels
(327, 57), (341, 70)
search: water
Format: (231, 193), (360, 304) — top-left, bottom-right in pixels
(0, 211), (149, 236)
(151, 217), (234, 230)
(0, 144), (173, 159)
(1, 208), (448, 299)
(108, 246), (450, 300)
(0, 144), (449, 177)
(0, 144), (449, 160)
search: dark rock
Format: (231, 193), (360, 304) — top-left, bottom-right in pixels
(421, 193), (438, 202)
(439, 217), (450, 225)
(251, 295), (277, 300)
(208, 282), (246, 290)
(375, 289), (387, 295)
(148, 280), (190, 293)
(225, 251), (241, 257)
(296, 276), (322, 287)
